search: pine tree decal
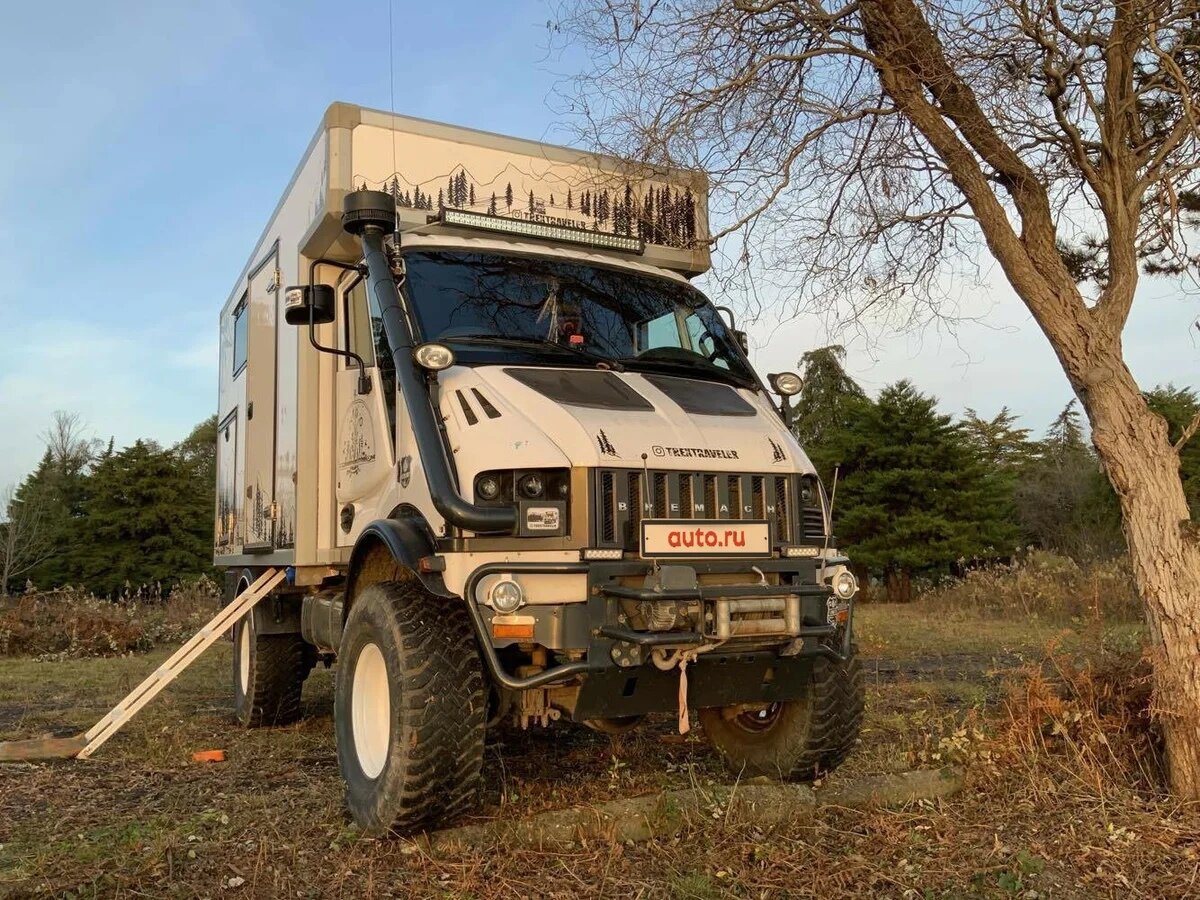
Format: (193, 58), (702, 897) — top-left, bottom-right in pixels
(469, 183), (476, 207)
(549, 193), (555, 207)
(505, 182), (514, 209)
(567, 188), (573, 210)
(488, 192), (497, 215)
(528, 189), (535, 213)
(438, 188), (445, 212)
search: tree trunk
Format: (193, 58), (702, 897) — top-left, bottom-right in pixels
(1078, 357), (1200, 795)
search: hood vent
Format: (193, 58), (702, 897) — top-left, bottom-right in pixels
(454, 388), (504, 426)
(504, 368), (655, 411)
(642, 374), (756, 416)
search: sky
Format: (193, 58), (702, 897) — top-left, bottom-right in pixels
(0, 0), (1197, 491)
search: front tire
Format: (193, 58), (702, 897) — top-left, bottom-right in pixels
(335, 581), (487, 835)
(699, 648), (864, 780)
(231, 609), (312, 727)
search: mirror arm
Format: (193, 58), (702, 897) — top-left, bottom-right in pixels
(305, 258), (372, 395)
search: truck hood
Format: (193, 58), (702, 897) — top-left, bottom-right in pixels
(437, 365), (815, 479)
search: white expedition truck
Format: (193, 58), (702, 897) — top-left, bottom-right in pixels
(215, 102), (863, 835)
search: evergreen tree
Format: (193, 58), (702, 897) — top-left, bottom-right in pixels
(567, 188), (573, 210)
(959, 407), (1036, 472)
(528, 189), (535, 213)
(75, 436), (213, 596)
(822, 381), (1018, 600)
(505, 182), (513, 209)
(1014, 400), (1124, 559)
(469, 183), (475, 207)
(1146, 385), (1200, 516)
(790, 345), (866, 469)
(549, 193), (555, 207)
(488, 192), (497, 215)
(437, 188), (445, 212)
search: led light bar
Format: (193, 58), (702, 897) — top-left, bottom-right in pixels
(581, 547), (624, 561)
(782, 545), (821, 558)
(440, 208), (646, 255)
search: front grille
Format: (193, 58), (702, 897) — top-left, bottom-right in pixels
(592, 469), (803, 550)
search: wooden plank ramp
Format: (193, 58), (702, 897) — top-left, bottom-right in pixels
(0, 568), (285, 763)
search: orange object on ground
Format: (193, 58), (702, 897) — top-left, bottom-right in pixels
(192, 749), (226, 763)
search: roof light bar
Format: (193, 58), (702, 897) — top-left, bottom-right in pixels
(440, 208), (645, 255)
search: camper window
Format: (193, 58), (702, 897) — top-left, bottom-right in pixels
(232, 295), (248, 375)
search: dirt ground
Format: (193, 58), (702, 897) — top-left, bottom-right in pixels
(1, 604), (1196, 899)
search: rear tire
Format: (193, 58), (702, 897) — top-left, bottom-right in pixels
(335, 581), (487, 835)
(699, 647), (864, 780)
(231, 611), (312, 727)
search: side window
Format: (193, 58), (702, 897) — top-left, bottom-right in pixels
(345, 280), (376, 368)
(232, 294), (248, 375)
(345, 277), (398, 449)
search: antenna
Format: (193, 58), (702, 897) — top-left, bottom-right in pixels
(388, 0), (399, 234)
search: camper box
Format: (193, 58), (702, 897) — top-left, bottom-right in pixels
(215, 102), (711, 569)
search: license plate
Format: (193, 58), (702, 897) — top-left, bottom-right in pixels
(640, 519), (771, 558)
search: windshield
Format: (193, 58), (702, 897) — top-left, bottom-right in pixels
(401, 250), (757, 387)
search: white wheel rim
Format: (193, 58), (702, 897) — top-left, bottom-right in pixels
(237, 618), (251, 692)
(351, 642), (390, 779)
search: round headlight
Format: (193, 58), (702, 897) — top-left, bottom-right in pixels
(518, 472), (545, 498)
(833, 571), (859, 600)
(413, 342), (455, 371)
(799, 479), (815, 504)
(476, 474), (502, 501)
(770, 372), (803, 396)
(490, 578), (524, 613)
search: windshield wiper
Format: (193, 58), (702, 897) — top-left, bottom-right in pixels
(617, 354), (754, 389)
(446, 334), (623, 370)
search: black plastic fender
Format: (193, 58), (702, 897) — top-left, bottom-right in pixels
(345, 516), (453, 607)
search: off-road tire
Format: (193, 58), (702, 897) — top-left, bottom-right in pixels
(335, 581), (487, 835)
(232, 614), (312, 727)
(699, 647), (864, 780)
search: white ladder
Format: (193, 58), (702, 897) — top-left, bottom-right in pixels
(74, 567), (286, 759)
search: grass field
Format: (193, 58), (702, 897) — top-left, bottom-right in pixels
(0, 602), (1195, 899)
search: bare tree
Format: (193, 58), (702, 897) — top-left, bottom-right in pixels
(0, 484), (53, 596)
(560, 0), (1200, 793)
(41, 411), (100, 472)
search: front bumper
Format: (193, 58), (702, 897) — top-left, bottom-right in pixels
(463, 557), (853, 699)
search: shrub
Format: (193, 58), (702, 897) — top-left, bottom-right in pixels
(920, 552), (1141, 624)
(996, 644), (1164, 791)
(0, 576), (220, 659)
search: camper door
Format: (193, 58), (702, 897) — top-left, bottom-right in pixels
(242, 247), (279, 550)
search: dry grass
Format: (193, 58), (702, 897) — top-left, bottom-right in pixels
(0, 578), (220, 660)
(4, 571), (1200, 899)
(921, 552), (1141, 624)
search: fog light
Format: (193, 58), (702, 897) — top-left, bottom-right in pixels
(769, 372), (803, 396)
(413, 342), (455, 371)
(489, 578), (524, 613)
(833, 571), (858, 600)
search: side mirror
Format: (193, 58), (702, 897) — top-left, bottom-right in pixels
(733, 330), (749, 354)
(283, 284), (335, 326)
